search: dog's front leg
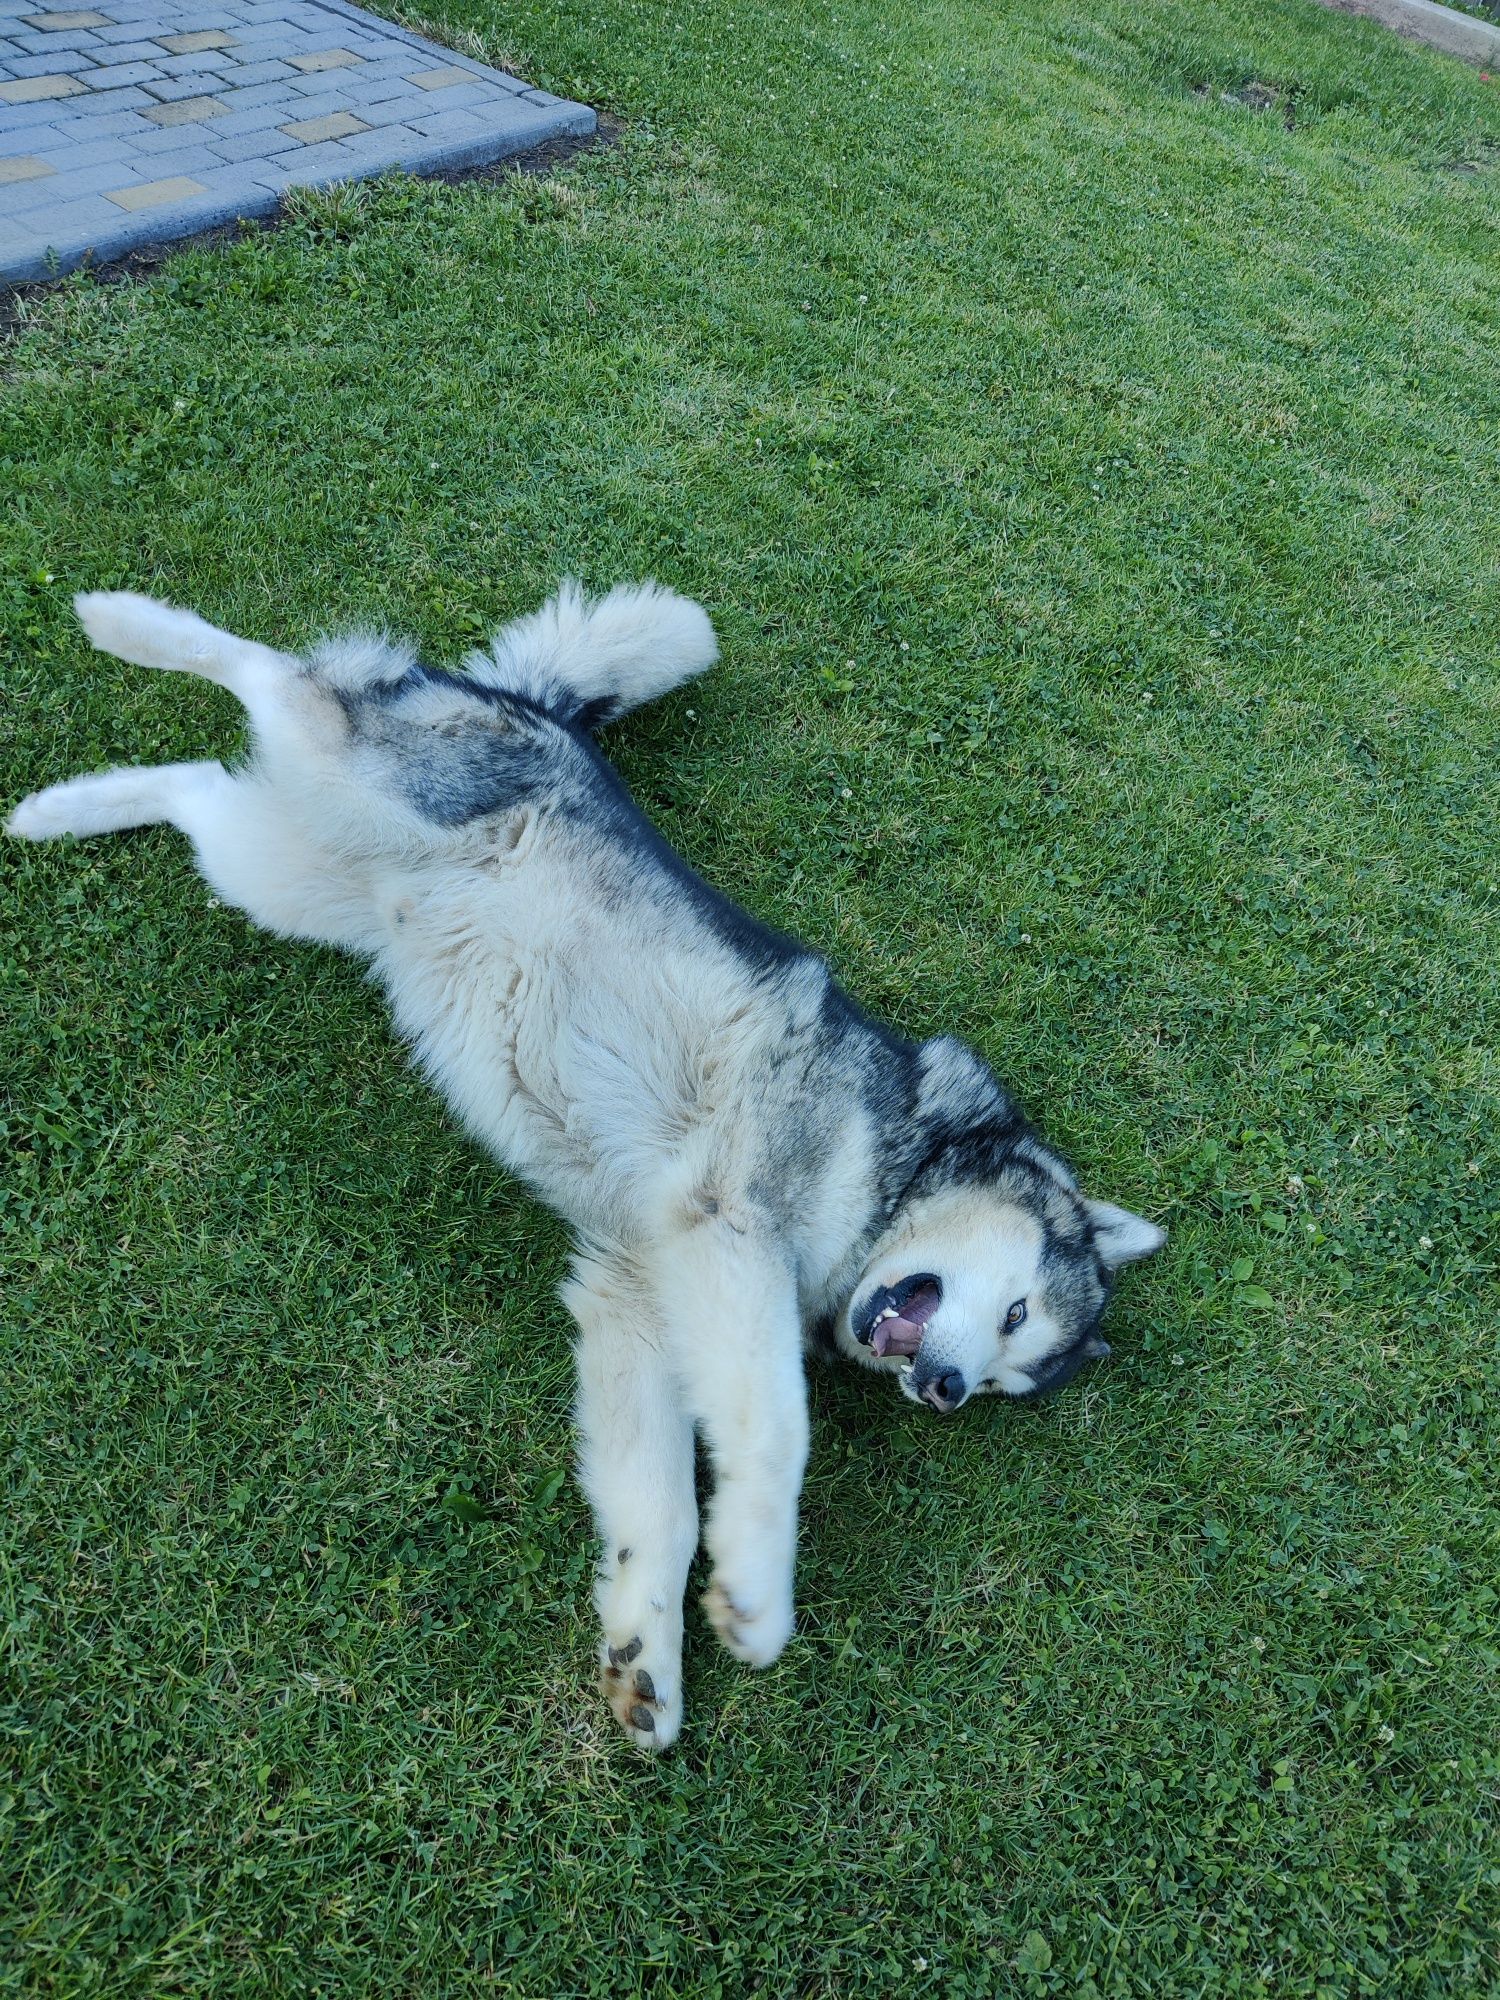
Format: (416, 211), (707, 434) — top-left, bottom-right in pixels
(567, 1258), (697, 1752)
(664, 1229), (809, 1670)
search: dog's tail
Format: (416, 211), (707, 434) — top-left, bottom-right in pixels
(465, 580), (718, 730)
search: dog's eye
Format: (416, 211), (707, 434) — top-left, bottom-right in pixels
(1005, 1299), (1028, 1329)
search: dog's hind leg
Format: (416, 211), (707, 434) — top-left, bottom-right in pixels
(567, 1255), (698, 1753)
(73, 591), (297, 709)
(656, 1226), (809, 1671)
(8, 758), (229, 842)
(9, 759), (375, 950)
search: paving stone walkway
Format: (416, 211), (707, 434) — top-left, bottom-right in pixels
(0, 0), (595, 283)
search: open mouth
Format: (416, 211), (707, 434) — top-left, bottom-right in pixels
(852, 1273), (942, 1359)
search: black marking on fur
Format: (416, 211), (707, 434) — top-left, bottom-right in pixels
(571, 693), (621, 734)
(562, 730), (810, 975)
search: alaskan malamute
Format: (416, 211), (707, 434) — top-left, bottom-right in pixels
(9, 584), (1164, 1749)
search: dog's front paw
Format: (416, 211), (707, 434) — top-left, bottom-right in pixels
(599, 1631), (683, 1752)
(702, 1574), (794, 1669)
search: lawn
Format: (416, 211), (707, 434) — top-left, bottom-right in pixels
(2, 0), (1498, 1992)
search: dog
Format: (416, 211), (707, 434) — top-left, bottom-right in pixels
(8, 583), (1164, 1749)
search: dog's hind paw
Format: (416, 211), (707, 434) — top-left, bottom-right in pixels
(600, 1632), (682, 1752)
(7, 787), (68, 840)
(6, 774), (135, 840)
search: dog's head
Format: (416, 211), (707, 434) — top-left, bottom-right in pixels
(838, 1152), (1164, 1413)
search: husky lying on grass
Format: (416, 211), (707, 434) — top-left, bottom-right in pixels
(10, 583), (1164, 1749)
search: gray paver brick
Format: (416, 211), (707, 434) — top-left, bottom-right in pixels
(0, 0), (596, 283)
(5, 30), (67, 56)
(77, 39), (162, 64)
(329, 51), (419, 84)
(344, 91), (441, 127)
(225, 58), (293, 85)
(211, 126), (296, 162)
(78, 61), (162, 88)
(31, 133), (131, 168)
(0, 121), (65, 153)
(271, 130), (365, 172)
(406, 82), (492, 114)
(24, 190), (123, 234)
(245, 157), (310, 190)
(7, 26), (88, 53)
(166, 165), (266, 206)
(126, 140), (225, 178)
(141, 78), (229, 105)
(213, 78), (295, 110)
(129, 116), (224, 150)
(46, 107), (153, 141)
(89, 17), (174, 42)
(6, 49), (97, 74)
(281, 78), (355, 112)
(405, 106), (487, 142)
(154, 49), (235, 75)
(221, 24), (314, 54)
(205, 104), (292, 137)
(2, 91), (95, 128)
(71, 84), (154, 111)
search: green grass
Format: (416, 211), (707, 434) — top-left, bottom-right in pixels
(2, 0), (1498, 1992)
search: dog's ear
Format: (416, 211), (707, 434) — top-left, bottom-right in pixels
(1086, 1200), (1166, 1269)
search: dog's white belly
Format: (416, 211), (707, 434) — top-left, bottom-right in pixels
(370, 838), (766, 1242)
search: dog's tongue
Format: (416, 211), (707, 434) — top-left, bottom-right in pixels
(871, 1315), (925, 1358)
(870, 1281), (941, 1359)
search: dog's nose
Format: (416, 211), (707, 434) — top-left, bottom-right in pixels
(919, 1369), (965, 1413)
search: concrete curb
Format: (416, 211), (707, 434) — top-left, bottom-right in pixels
(1310, 0), (1500, 66)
